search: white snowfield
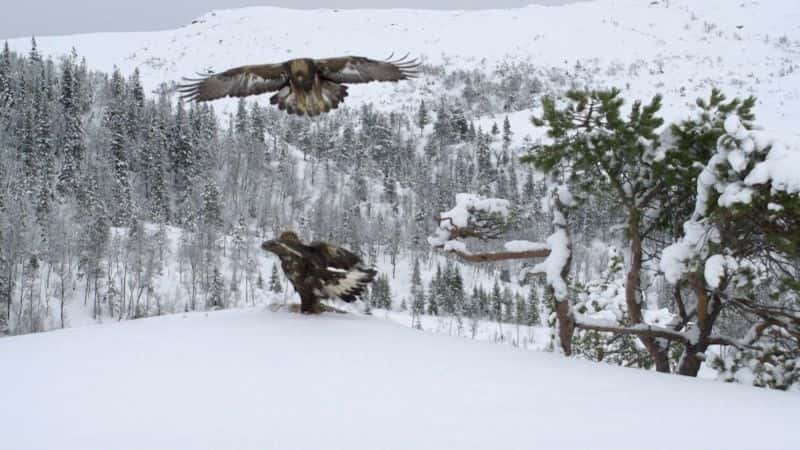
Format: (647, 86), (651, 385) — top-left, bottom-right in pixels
(1, 309), (797, 450)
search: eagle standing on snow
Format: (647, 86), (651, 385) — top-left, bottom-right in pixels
(262, 231), (377, 313)
(178, 55), (419, 116)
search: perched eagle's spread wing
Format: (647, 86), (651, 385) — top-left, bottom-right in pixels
(317, 55), (420, 84)
(178, 64), (288, 102)
(307, 242), (377, 303)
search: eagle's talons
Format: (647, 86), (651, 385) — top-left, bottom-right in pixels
(317, 303), (348, 314)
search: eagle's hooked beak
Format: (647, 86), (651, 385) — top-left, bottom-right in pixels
(261, 240), (278, 254)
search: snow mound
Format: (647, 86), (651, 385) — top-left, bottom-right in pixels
(1, 309), (796, 450)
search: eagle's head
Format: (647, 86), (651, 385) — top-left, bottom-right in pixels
(288, 59), (315, 90)
(261, 230), (303, 257)
(278, 230), (301, 243)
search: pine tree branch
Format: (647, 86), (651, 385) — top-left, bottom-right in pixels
(437, 246), (550, 263)
(575, 320), (688, 342)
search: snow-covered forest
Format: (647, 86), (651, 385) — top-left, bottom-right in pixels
(1, 0), (799, 396)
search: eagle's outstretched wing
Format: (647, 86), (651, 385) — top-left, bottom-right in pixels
(317, 55), (420, 84)
(178, 63), (288, 102)
(307, 242), (376, 303)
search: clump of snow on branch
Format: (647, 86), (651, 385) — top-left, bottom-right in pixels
(530, 230), (570, 297)
(442, 239), (468, 254)
(428, 193), (511, 249)
(443, 193), (511, 228)
(744, 138), (800, 195)
(704, 254), (739, 289)
(660, 117), (800, 286)
(524, 182), (574, 299)
(504, 240), (549, 252)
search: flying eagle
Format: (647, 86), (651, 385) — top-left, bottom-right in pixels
(261, 231), (377, 313)
(178, 55), (419, 116)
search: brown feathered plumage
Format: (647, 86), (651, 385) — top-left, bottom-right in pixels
(178, 55), (419, 116)
(261, 231), (377, 313)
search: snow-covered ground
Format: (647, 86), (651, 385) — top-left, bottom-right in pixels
(1, 308), (797, 450)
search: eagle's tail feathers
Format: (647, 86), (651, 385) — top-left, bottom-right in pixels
(325, 265), (377, 303)
(270, 81), (347, 117)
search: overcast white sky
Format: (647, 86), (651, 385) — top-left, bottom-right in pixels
(1, 1), (581, 40)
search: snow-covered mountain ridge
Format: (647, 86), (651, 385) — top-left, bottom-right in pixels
(7, 0), (800, 133)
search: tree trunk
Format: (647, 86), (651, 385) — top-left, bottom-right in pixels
(626, 212), (671, 372)
(93, 275), (99, 320)
(84, 273), (90, 307)
(59, 263), (66, 329)
(553, 194), (575, 356)
(677, 277), (722, 376)
(5, 263), (13, 323)
(17, 260), (25, 325)
(555, 298), (574, 355)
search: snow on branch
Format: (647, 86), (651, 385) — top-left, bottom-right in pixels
(504, 240), (550, 253)
(660, 117), (800, 286)
(428, 193), (550, 262)
(574, 319), (688, 342)
(518, 183), (575, 298)
(525, 229), (570, 296)
(572, 318), (752, 349)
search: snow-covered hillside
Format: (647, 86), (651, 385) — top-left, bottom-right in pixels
(1, 308), (797, 450)
(8, 0), (800, 134)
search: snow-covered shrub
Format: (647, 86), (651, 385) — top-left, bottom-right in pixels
(712, 326), (799, 392)
(572, 248), (652, 368)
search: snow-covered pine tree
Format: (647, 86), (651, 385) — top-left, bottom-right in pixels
(501, 287), (514, 323)
(142, 112), (170, 222)
(201, 181), (223, 230)
(490, 280), (503, 324)
(169, 100), (196, 203)
(502, 116), (512, 152)
(370, 273), (392, 310)
(526, 287), (541, 326)
(56, 55), (84, 195)
(0, 42), (13, 110)
(106, 67), (132, 226)
(514, 291), (527, 326)
(416, 100), (428, 136)
(208, 266), (224, 310)
(32, 66), (54, 227)
(525, 88), (670, 370)
(662, 102), (799, 382)
(475, 131), (494, 190)
(256, 272), (264, 290)
(426, 270), (440, 316)
(269, 264), (282, 293)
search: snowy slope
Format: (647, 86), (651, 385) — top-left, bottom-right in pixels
(7, 0), (800, 133)
(1, 308), (797, 450)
